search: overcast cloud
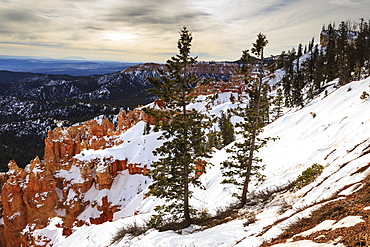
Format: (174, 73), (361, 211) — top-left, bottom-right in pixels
(0, 0), (369, 62)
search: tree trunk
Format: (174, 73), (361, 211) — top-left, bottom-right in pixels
(240, 52), (264, 208)
(182, 84), (192, 227)
(240, 130), (256, 207)
(184, 156), (191, 225)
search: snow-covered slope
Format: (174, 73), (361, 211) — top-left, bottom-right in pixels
(31, 77), (370, 247)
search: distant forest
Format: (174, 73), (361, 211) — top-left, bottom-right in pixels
(275, 19), (370, 107)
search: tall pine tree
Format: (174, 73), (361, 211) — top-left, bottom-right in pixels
(144, 27), (212, 228)
(222, 33), (273, 208)
(292, 44), (304, 107)
(338, 21), (351, 85)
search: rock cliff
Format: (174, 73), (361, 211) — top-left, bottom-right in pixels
(0, 107), (151, 246)
(121, 62), (237, 81)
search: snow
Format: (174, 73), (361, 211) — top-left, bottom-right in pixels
(28, 76), (370, 247)
(338, 183), (364, 196)
(28, 217), (66, 246)
(296, 216), (364, 237)
(7, 212), (21, 220)
(55, 164), (87, 184)
(75, 121), (163, 167)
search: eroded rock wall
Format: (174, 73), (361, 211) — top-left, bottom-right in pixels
(0, 109), (150, 246)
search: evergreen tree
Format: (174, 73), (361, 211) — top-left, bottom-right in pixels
(143, 120), (151, 135)
(309, 37), (315, 51)
(325, 23), (338, 82)
(365, 20), (370, 77)
(292, 44), (304, 106)
(355, 19), (370, 78)
(301, 39), (316, 99)
(222, 33), (273, 208)
(229, 93), (236, 103)
(338, 21), (350, 85)
(276, 50), (286, 69)
(218, 110), (235, 147)
(272, 88), (284, 119)
(313, 45), (325, 91)
(207, 129), (221, 150)
(278, 51), (291, 106)
(281, 49), (296, 106)
(144, 27), (212, 227)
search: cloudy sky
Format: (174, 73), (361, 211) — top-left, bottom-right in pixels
(0, 0), (369, 62)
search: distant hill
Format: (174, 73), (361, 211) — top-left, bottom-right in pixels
(0, 61), (238, 170)
(0, 55), (138, 76)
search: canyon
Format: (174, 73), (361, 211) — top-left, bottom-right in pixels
(0, 107), (153, 247)
(0, 75), (243, 246)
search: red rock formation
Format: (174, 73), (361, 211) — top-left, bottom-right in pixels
(0, 158), (59, 247)
(44, 118), (119, 171)
(22, 157), (58, 228)
(195, 160), (207, 178)
(21, 225), (53, 247)
(0, 224), (5, 247)
(89, 196), (114, 225)
(57, 155), (149, 234)
(188, 62), (237, 76)
(121, 62), (237, 78)
(121, 62), (163, 74)
(191, 73), (247, 97)
(63, 190), (87, 231)
(43, 109), (151, 175)
(0, 172), (9, 247)
(153, 99), (165, 109)
(128, 163), (149, 175)
(1, 160), (27, 247)
(117, 108), (149, 131)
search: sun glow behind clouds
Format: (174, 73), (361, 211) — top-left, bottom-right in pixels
(1, 0), (370, 62)
(101, 30), (139, 43)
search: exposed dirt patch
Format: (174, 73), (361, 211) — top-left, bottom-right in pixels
(261, 177), (370, 246)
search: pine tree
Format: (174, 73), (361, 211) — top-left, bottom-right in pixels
(222, 33), (273, 208)
(218, 110), (235, 147)
(354, 19), (369, 79)
(313, 45), (325, 92)
(325, 23), (338, 82)
(292, 44), (304, 107)
(338, 21), (350, 85)
(144, 27), (212, 227)
(365, 20), (370, 77)
(272, 88), (284, 119)
(143, 120), (151, 135)
(281, 49), (296, 106)
(207, 129), (221, 150)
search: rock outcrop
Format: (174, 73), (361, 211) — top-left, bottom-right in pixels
(121, 62), (237, 81)
(0, 172), (9, 247)
(44, 117), (117, 172)
(0, 157), (58, 246)
(0, 108), (152, 246)
(1, 160), (27, 247)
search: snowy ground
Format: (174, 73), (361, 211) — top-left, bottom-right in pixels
(30, 76), (370, 247)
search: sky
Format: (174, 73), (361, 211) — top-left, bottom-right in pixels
(0, 0), (369, 63)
